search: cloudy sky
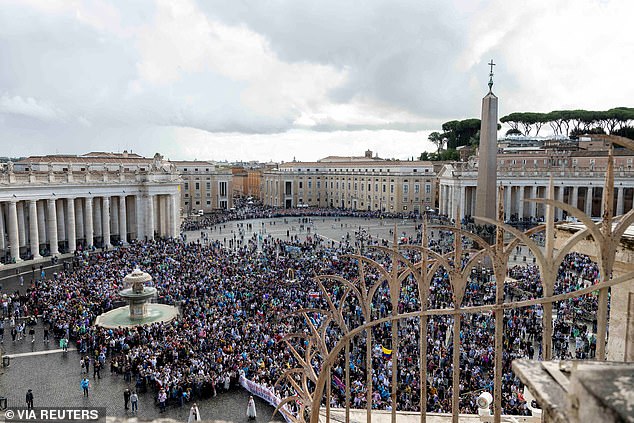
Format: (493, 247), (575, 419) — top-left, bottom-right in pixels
(1, 0), (632, 162)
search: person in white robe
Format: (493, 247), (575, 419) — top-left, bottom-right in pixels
(187, 403), (201, 423)
(247, 396), (257, 419)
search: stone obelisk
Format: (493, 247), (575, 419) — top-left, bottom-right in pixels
(475, 60), (498, 221)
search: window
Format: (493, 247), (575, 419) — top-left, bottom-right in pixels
(308, 181), (312, 189)
(390, 185), (394, 194)
(414, 184), (420, 194)
(184, 182), (189, 190)
(299, 182), (303, 189)
(403, 184), (409, 194)
(425, 184), (431, 194)
(207, 200), (211, 205)
(206, 182), (210, 190)
(219, 181), (227, 197)
(195, 182), (200, 190)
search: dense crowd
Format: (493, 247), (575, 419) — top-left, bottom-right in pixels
(1, 217), (604, 417)
(180, 206), (424, 232)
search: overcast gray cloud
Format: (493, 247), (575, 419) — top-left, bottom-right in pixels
(0, 0), (633, 161)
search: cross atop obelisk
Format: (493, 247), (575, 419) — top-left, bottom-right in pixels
(488, 59), (495, 93)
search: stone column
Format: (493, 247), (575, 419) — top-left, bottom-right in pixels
(28, 200), (41, 259)
(135, 195), (144, 240)
(153, 195), (159, 236)
(94, 198), (102, 239)
(556, 186), (564, 221)
(571, 186), (579, 211)
(66, 198), (76, 253)
(75, 199), (84, 243)
(119, 196), (127, 244)
(0, 203), (5, 251)
(56, 199), (66, 247)
(167, 195), (174, 238)
(17, 201), (26, 248)
(438, 185), (442, 215)
(504, 185), (512, 220)
(458, 186), (465, 220)
(518, 186), (525, 219)
(47, 198), (59, 255)
(111, 198), (119, 239)
(529, 186), (537, 217)
(85, 197), (94, 248)
(8, 201), (21, 262)
(37, 200), (46, 244)
(585, 187), (593, 217)
(147, 194), (155, 240)
(160, 195), (168, 237)
(170, 193), (179, 238)
(102, 196), (111, 248)
(617, 187), (625, 216)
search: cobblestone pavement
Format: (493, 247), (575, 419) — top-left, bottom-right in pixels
(185, 216), (421, 248)
(0, 352), (283, 422)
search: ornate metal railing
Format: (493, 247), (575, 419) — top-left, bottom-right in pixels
(274, 136), (634, 423)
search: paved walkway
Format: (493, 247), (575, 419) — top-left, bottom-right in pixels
(0, 350), (283, 422)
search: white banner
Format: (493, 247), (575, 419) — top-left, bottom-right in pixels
(239, 375), (293, 422)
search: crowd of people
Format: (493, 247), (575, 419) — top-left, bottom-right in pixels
(1, 214), (605, 418)
(180, 205), (425, 232)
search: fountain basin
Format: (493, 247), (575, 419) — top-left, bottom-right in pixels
(95, 268), (178, 328)
(95, 303), (178, 328)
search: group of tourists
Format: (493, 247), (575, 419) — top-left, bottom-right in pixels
(2, 214), (603, 418)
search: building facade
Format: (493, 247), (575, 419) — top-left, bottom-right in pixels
(438, 137), (634, 222)
(231, 166), (263, 200)
(171, 161), (233, 214)
(0, 156), (181, 264)
(261, 152), (435, 213)
(16, 152), (234, 217)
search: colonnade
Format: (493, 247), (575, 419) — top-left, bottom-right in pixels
(0, 193), (180, 263)
(439, 183), (634, 222)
